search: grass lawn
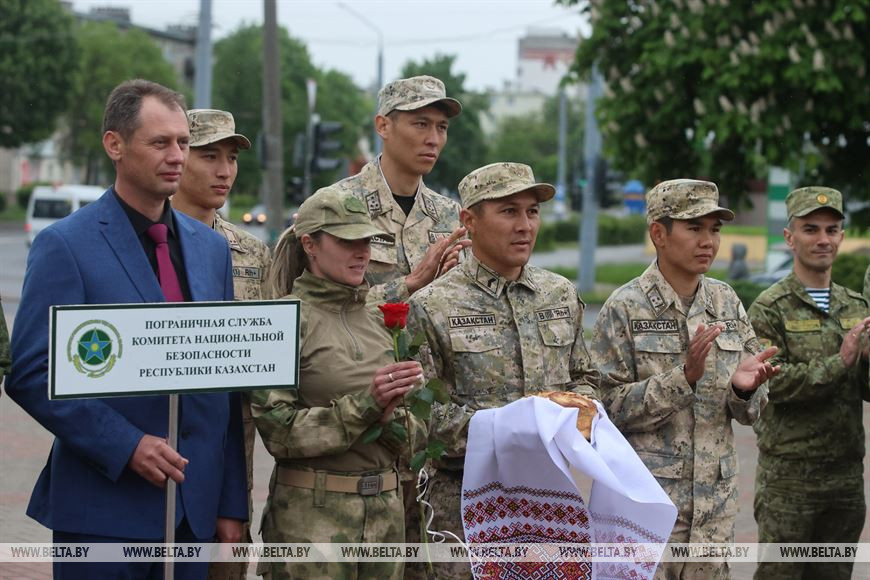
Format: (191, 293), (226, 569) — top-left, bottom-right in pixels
(0, 205), (26, 223)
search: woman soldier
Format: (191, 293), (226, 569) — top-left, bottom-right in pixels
(251, 186), (426, 579)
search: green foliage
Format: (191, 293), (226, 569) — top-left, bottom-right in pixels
(0, 0), (77, 147)
(63, 21), (178, 184)
(0, 194), (6, 213)
(729, 280), (768, 310)
(16, 182), (51, 209)
(487, 94), (585, 200)
(400, 55), (489, 193)
(213, 25), (369, 198)
(833, 252), (870, 293)
(537, 214), (647, 250)
(535, 221), (557, 251)
(560, 0), (870, 220)
(361, 424), (383, 444)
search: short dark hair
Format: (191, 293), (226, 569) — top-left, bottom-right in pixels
(655, 216), (675, 233)
(102, 79), (186, 141)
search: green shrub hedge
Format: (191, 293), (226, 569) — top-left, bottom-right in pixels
(537, 214), (648, 250)
(832, 252), (870, 294)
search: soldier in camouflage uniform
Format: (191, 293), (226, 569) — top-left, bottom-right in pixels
(408, 163), (599, 579)
(590, 179), (779, 580)
(172, 108), (271, 580)
(252, 187), (427, 580)
(747, 187), (870, 580)
(331, 75), (471, 562)
(331, 75), (471, 305)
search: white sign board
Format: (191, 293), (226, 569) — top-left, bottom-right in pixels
(49, 301), (300, 399)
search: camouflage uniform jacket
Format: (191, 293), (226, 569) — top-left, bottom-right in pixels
(407, 253), (599, 471)
(214, 213), (271, 496)
(590, 262), (767, 541)
(214, 213), (271, 301)
(747, 272), (869, 467)
(333, 159), (462, 304)
(250, 270), (426, 474)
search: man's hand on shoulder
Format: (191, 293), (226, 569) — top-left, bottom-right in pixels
(127, 434), (188, 487)
(405, 226), (470, 294)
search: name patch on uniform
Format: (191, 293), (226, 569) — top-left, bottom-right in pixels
(448, 314), (496, 328)
(428, 231), (452, 244)
(535, 307), (571, 322)
(840, 317), (863, 330)
(784, 319), (821, 332)
(631, 319), (679, 334)
(714, 319), (739, 332)
(232, 266), (262, 280)
(365, 191), (382, 215)
(370, 235), (394, 246)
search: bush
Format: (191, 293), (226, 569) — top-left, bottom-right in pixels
(0, 193), (6, 213)
(538, 214), (648, 250)
(729, 280), (768, 310)
(16, 182), (52, 209)
(832, 252), (870, 294)
(535, 221), (557, 252)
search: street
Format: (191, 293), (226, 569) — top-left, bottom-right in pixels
(1, 223), (868, 579)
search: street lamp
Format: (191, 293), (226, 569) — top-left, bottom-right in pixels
(337, 1), (383, 157)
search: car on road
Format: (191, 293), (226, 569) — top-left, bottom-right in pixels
(25, 185), (105, 246)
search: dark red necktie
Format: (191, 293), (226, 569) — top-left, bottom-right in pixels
(146, 223), (184, 302)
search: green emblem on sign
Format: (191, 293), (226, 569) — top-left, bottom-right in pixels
(67, 320), (122, 378)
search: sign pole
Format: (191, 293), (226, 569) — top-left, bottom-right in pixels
(163, 393), (179, 580)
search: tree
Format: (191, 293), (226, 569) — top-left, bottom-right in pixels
(213, 24), (369, 199)
(0, 0), (77, 148)
(561, 0), (870, 216)
(63, 20), (178, 184)
(487, 94), (584, 197)
(400, 54), (489, 193)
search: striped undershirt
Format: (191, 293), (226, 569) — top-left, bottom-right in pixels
(805, 287), (830, 313)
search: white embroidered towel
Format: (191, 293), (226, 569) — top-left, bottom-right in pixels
(461, 396), (677, 579)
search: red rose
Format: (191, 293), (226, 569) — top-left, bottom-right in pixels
(379, 303), (410, 329)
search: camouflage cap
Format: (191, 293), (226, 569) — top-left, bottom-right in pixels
(458, 162), (556, 209)
(786, 186), (844, 220)
(646, 179), (735, 224)
(187, 109), (251, 149)
(294, 186), (391, 241)
(377, 75), (462, 118)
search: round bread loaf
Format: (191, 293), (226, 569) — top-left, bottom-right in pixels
(533, 391), (597, 440)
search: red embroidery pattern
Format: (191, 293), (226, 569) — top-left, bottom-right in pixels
(592, 513), (667, 544)
(466, 522), (592, 544)
(464, 481), (586, 503)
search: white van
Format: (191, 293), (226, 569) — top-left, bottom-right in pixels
(25, 185), (105, 246)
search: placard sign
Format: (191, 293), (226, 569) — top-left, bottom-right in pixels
(49, 301), (299, 399)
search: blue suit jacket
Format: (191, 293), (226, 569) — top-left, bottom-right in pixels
(7, 189), (247, 540)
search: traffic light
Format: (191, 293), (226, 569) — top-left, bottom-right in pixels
(310, 120), (342, 173)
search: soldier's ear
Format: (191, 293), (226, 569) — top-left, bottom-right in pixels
(460, 208), (476, 235)
(375, 115), (390, 140)
(649, 222), (666, 249)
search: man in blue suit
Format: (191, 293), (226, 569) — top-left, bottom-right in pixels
(7, 79), (247, 579)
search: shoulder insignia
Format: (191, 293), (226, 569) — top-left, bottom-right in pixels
(365, 191), (382, 216)
(422, 193), (438, 221)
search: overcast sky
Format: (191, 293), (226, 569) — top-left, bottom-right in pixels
(70, 0), (589, 92)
